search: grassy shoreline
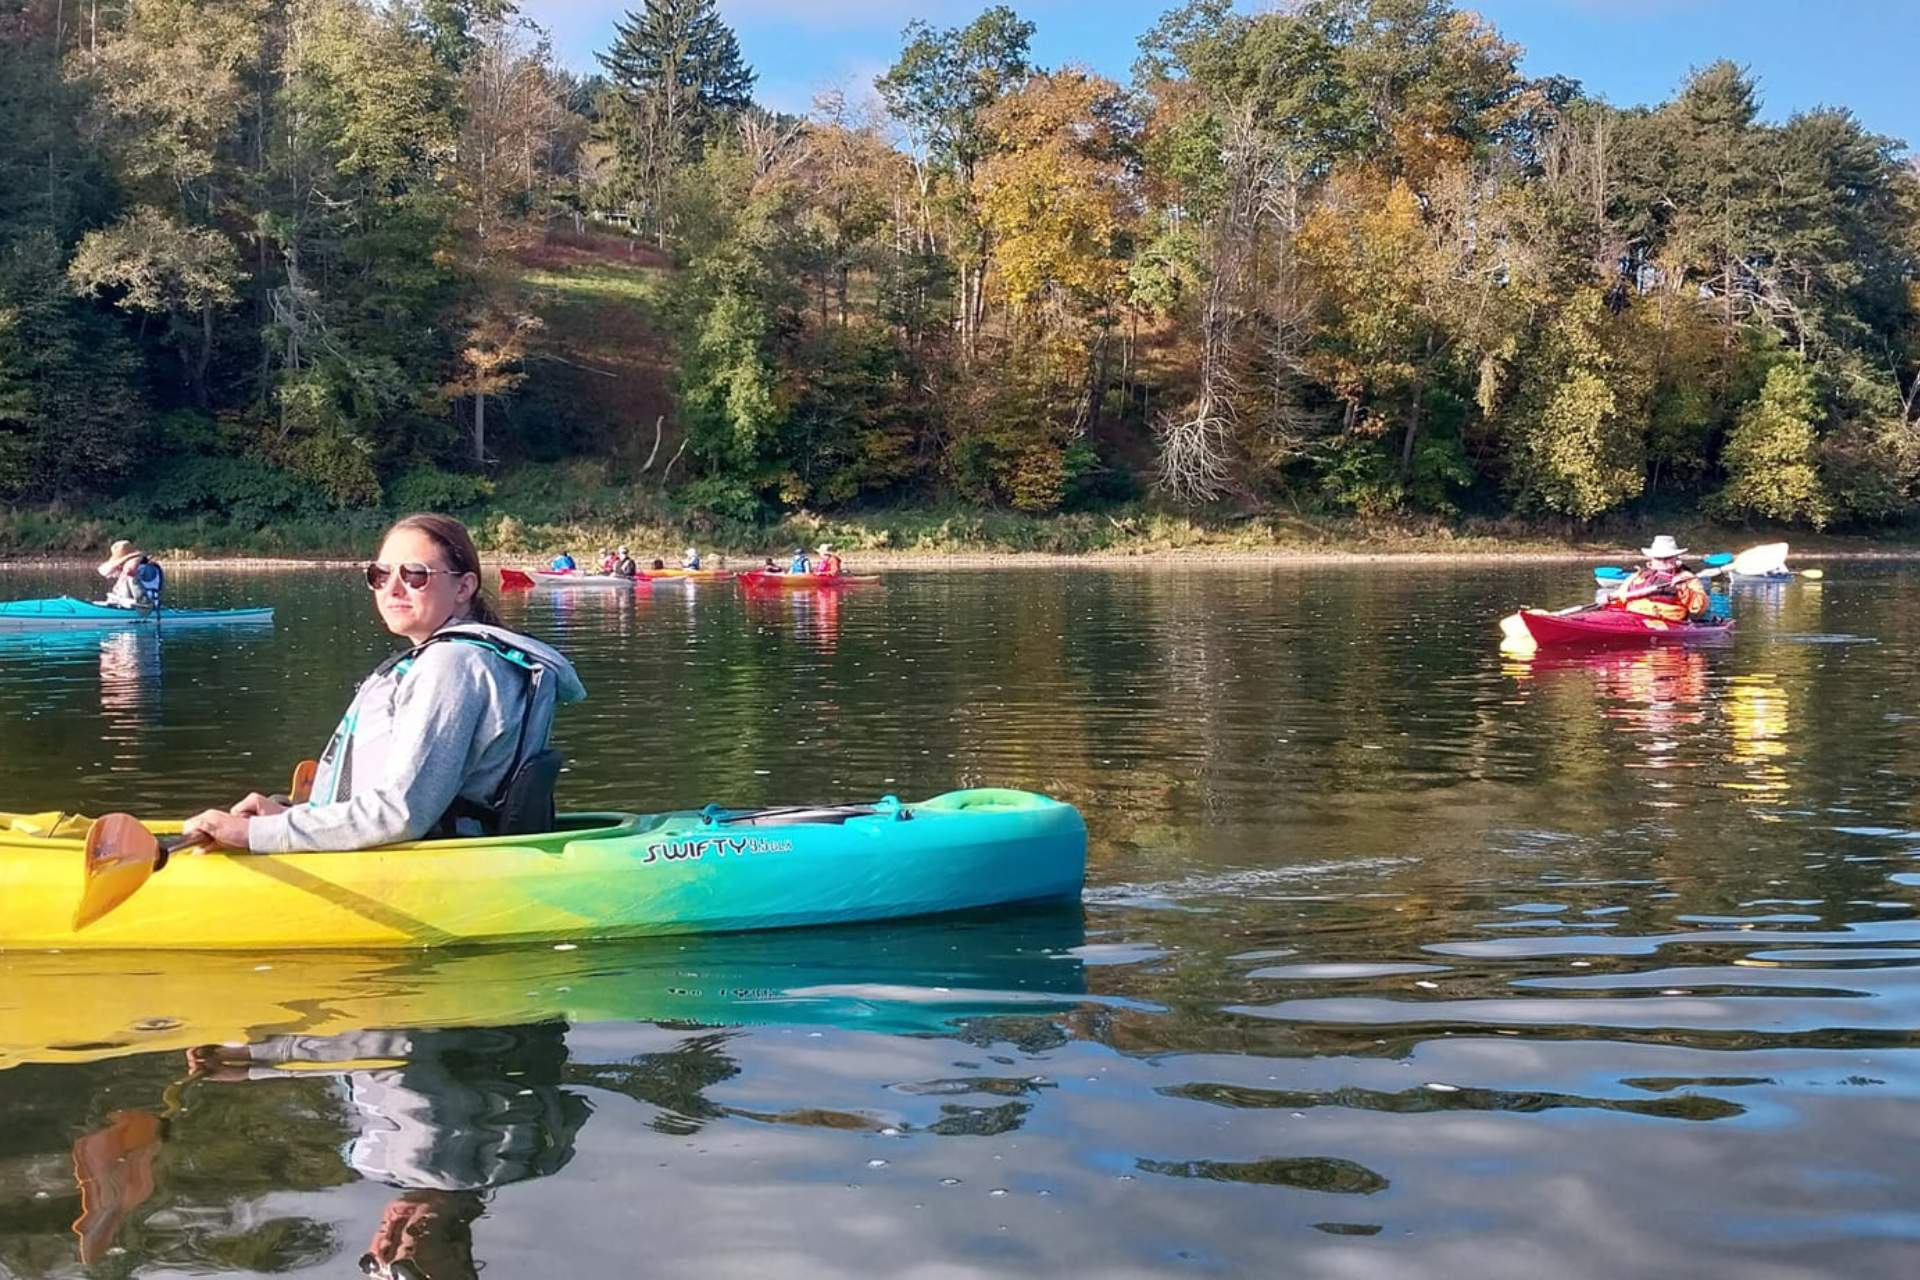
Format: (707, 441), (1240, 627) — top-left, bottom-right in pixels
(3, 503), (1917, 570)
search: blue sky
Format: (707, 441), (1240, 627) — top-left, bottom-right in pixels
(520, 1), (1917, 152)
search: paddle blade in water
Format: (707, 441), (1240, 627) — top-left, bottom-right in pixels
(289, 759), (317, 806)
(74, 814), (163, 931)
(1801, 569), (1825, 580)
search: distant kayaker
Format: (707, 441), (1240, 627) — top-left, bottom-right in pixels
(788, 547), (811, 574)
(650, 557), (667, 572)
(181, 513), (586, 853)
(1614, 535), (1709, 622)
(596, 548), (617, 574)
(816, 543), (843, 576)
(614, 546), (638, 578)
(682, 546), (702, 570)
(761, 557), (778, 573)
(549, 551), (577, 572)
(98, 540), (163, 610)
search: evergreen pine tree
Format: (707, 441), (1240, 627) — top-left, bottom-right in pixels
(598, 0), (755, 244)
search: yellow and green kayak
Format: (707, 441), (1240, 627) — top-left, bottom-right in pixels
(0, 790), (1085, 952)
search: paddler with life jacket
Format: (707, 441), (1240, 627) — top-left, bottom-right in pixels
(98, 539), (164, 610)
(180, 513), (585, 853)
(816, 543), (843, 576)
(1612, 535), (1710, 622)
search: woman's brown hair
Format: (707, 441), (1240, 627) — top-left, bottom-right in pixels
(384, 513), (502, 627)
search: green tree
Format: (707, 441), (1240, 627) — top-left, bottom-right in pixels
(877, 5), (1033, 357)
(598, 0), (754, 245)
(1713, 360), (1830, 526)
(1501, 289), (1649, 519)
(0, 234), (145, 499)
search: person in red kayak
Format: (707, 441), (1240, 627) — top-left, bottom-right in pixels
(1614, 535), (1709, 622)
(816, 543), (843, 576)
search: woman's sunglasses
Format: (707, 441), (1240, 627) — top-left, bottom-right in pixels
(365, 562), (462, 591)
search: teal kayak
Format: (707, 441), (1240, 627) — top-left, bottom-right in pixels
(0, 597), (274, 629)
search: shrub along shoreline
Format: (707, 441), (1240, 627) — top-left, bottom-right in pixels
(4, 489), (1913, 569)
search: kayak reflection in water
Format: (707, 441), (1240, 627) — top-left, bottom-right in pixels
(181, 513), (587, 853)
(189, 1023), (589, 1280)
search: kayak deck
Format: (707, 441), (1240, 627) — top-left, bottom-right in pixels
(0, 789), (1086, 951)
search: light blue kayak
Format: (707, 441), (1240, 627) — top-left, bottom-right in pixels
(0, 596), (274, 629)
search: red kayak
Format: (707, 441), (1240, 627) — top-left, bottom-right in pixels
(737, 570), (880, 590)
(1518, 607), (1733, 648)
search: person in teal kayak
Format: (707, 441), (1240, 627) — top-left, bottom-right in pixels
(98, 540), (164, 609)
(180, 513), (586, 853)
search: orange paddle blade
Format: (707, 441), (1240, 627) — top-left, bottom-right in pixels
(289, 759), (318, 806)
(74, 814), (165, 932)
(71, 1109), (165, 1263)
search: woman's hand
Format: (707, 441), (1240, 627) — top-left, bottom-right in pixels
(181, 810), (253, 851)
(229, 792), (287, 818)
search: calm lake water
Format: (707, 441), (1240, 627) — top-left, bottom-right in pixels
(2, 561), (1917, 1278)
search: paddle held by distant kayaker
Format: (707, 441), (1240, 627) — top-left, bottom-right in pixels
(180, 513), (586, 853)
(1614, 535), (1709, 621)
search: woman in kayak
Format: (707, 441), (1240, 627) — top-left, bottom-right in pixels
(816, 543), (843, 576)
(99, 540), (164, 609)
(1613, 535), (1709, 622)
(181, 513), (586, 853)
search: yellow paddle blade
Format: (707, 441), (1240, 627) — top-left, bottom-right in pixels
(1498, 612), (1532, 646)
(74, 814), (164, 932)
(1800, 568), (1825, 581)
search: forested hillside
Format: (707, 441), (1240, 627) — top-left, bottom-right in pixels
(0, 0), (1915, 550)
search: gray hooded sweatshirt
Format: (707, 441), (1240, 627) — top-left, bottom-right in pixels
(248, 623), (587, 854)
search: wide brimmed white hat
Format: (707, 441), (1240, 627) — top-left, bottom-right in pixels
(1641, 535), (1687, 559)
(97, 539), (145, 577)
(816, 543), (833, 554)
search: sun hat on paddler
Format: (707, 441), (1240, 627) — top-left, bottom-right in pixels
(816, 543), (833, 554)
(1641, 535), (1687, 560)
(97, 539), (145, 577)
